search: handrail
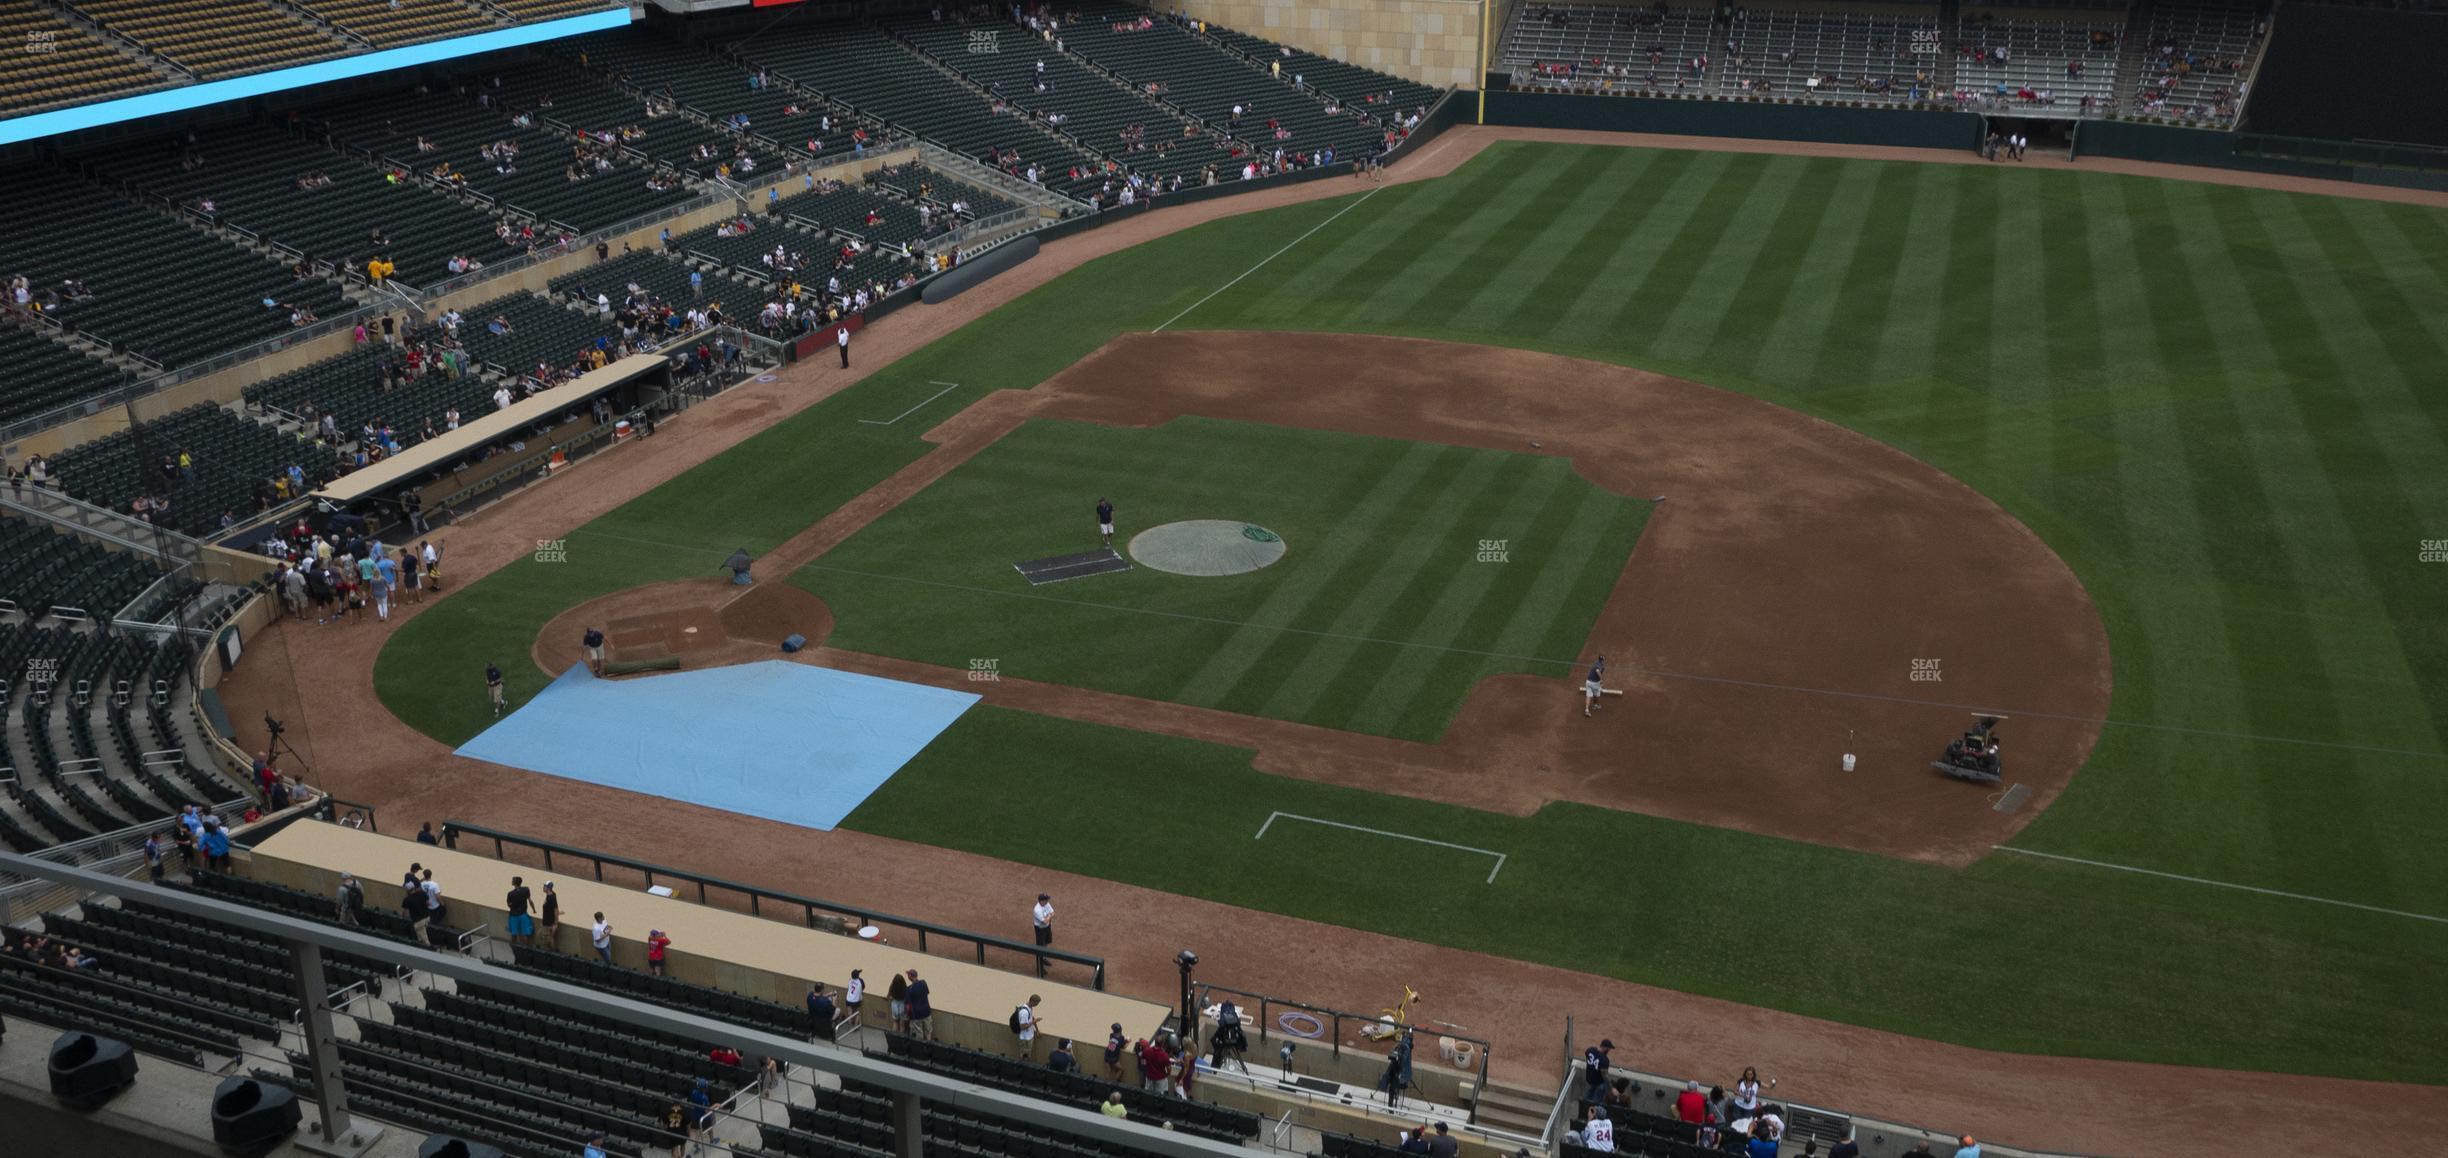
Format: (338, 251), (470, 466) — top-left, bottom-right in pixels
(0, 486), (201, 562)
(439, 820), (1107, 989)
(1194, 979), (1493, 1120)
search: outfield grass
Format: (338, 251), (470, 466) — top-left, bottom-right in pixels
(799, 417), (1648, 740)
(852, 706), (2448, 1081)
(378, 141), (2448, 1079)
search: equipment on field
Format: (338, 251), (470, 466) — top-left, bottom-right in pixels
(781, 633), (807, 653)
(1360, 985), (1422, 1042)
(1934, 715), (2006, 785)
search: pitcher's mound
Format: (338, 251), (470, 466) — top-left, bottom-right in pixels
(1129, 520), (1287, 576)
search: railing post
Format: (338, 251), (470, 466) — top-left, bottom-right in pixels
(289, 938), (383, 1150)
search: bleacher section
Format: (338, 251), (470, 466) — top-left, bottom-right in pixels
(1497, 3), (1717, 91)
(0, 616), (243, 859)
(62, 0), (350, 80)
(75, 120), (507, 290)
(46, 402), (339, 537)
(0, 322), (138, 432)
(0, 7), (172, 115)
(456, 291), (625, 374)
(0, 514), (163, 619)
(501, 64), (788, 181)
(1056, 2), (1392, 164)
(292, 0), (502, 48)
(881, 1033), (1262, 1144)
(314, 83), (696, 236)
(889, 11), (1243, 185)
(1953, 9), (2123, 111)
(1718, 6), (1944, 101)
(776, 1075), (1184, 1158)
(1200, 21), (1445, 113)
(0, 165), (352, 371)
(567, 26), (879, 168)
(549, 249), (752, 310)
(726, 21), (1107, 198)
(2128, 0), (2260, 122)
(492, 0), (625, 22)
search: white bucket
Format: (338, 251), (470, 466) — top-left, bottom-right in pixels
(1842, 753), (1857, 772)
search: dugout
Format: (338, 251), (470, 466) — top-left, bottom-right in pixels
(301, 349), (675, 537)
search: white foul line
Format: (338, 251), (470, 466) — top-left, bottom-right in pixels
(1256, 811), (1506, 884)
(858, 381), (963, 426)
(1152, 186), (1386, 333)
(1992, 846), (2448, 926)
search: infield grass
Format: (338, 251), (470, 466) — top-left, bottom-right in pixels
(379, 140), (2448, 1080)
(798, 417), (1649, 740)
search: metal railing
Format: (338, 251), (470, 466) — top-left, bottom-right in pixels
(0, 483), (205, 563)
(439, 820), (1107, 989)
(0, 848), (1256, 1158)
(1193, 980), (1493, 1122)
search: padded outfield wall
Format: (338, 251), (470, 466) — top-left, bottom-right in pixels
(1482, 90), (1982, 150)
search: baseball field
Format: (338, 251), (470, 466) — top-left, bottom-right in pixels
(373, 139), (2448, 1085)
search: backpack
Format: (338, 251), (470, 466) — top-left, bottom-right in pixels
(1010, 1006), (1027, 1034)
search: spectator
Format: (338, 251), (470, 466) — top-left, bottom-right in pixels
(1032, 892), (1055, 946)
(658, 1102), (687, 1158)
(1012, 994), (1041, 1057)
(1831, 1133), (1860, 1158)
(887, 968), (910, 1033)
(1954, 1137), (1982, 1158)
(506, 876), (534, 947)
(583, 1130), (609, 1158)
(402, 872), (430, 943)
(1746, 1122), (1779, 1158)
(844, 968), (865, 1026)
(1048, 1037), (1076, 1073)
(1104, 1022), (1129, 1078)
(1582, 1039), (1614, 1104)
(1427, 1121), (1459, 1158)
(904, 969), (934, 1040)
(539, 881), (560, 949)
(1100, 1092), (1126, 1120)
(710, 1044), (742, 1067)
(143, 831), (165, 881)
(1676, 1080), (1707, 1123)
(647, 928), (671, 976)
(808, 982), (837, 1040)
(1398, 1125), (1431, 1154)
(1734, 1067), (1764, 1117)
(591, 911), (613, 965)
(335, 872), (364, 926)
(1137, 1036), (1171, 1094)
(416, 821), (439, 845)
(687, 1077), (714, 1147)
(1580, 1105), (1616, 1153)
(199, 817), (232, 871)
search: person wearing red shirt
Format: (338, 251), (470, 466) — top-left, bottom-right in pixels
(709, 1045), (741, 1067)
(1137, 1039), (1171, 1094)
(1676, 1080), (1708, 1124)
(647, 929), (671, 976)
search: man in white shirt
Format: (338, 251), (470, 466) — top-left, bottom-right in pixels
(1582, 1105), (1616, 1153)
(1032, 893), (1055, 946)
(1014, 994), (1041, 1057)
(836, 324), (850, 369)
(591, 912), (613, 965)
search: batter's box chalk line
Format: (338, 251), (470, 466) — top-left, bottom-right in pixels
(1254, 811), (1507, 884)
